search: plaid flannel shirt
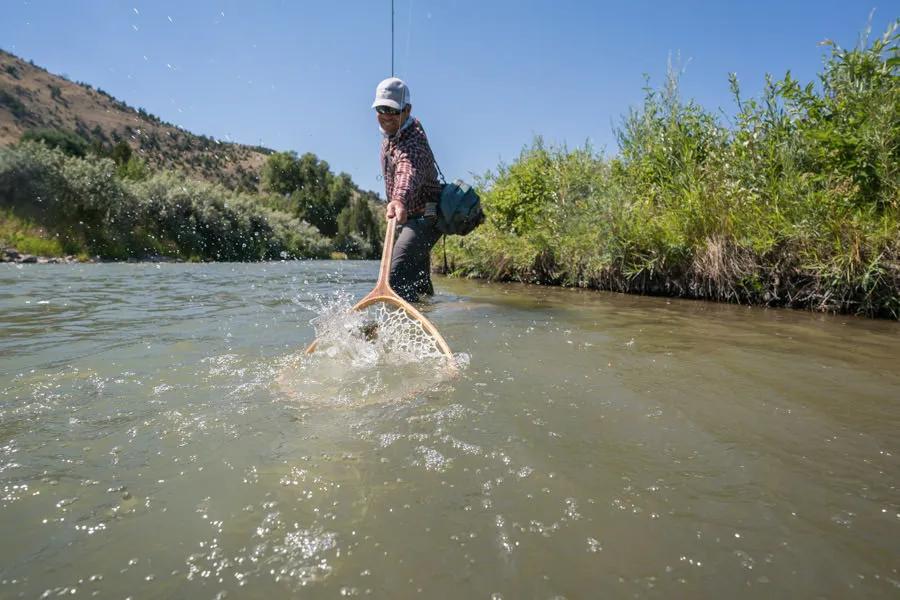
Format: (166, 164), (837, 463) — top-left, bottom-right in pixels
(381, 118), (442, 217)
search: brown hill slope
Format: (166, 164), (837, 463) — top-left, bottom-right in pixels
(0, 49), (270, 190)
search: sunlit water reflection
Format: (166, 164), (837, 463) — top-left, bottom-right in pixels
(1, 261), (898, 598)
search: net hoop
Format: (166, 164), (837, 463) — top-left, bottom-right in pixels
(305, 218), (455, 365)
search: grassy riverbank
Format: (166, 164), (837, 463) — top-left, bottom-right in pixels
(444, 24), (899, 318)
(0, 208), (70, 258)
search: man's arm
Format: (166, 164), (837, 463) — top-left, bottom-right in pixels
(386, 149), (415, 223)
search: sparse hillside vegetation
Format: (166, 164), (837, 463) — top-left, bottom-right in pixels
(0, 48), (271, 191)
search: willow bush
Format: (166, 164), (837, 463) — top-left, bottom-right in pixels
(445, 23), (899, 317)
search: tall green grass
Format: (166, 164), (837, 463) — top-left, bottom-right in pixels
(444, 22), (900, 318)
(0, 208), (66, 256)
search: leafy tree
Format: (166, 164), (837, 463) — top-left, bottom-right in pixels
(263, 151), (340, 235)
(330, 172), (354, 217)
(110, 140), (133, 165)
(292, 152), (334, 232)
(261, 151), (302, 195)
(337, 194), (381, 257)
(117, 155), (149, 181)
(333, 231), (373, 258)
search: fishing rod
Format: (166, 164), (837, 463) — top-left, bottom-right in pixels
(391, 0), (395, 76)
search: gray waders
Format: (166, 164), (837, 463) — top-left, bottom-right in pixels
(389, 215), (441, 303)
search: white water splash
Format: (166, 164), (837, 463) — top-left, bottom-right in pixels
(307, 292), (463, 367)
(274, 293), (467, 407)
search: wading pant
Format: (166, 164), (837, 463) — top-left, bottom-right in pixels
(390, 216), (442, 303)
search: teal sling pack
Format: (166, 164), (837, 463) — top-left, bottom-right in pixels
(437, 180), (485, 236)
(430, 155), (485, 238)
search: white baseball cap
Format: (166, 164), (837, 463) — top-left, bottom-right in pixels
(372, 77), (410, 110)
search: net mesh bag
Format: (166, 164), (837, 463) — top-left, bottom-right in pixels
(365, 303), (447, 361)
(309, 297), (448, 366)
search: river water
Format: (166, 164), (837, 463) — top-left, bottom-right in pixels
(1, 261), (898, 599)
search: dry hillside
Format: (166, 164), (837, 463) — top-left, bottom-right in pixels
(0, 48), (271, 190)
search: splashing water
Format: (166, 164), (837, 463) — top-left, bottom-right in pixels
(308, 292), (457, 365)
(275, 293), (467, 407)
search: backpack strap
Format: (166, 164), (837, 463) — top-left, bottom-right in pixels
(433, 156), (447, 185)
(426, 155), (446, 219)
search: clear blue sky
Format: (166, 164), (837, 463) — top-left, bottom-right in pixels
(1, 1), (894, 196)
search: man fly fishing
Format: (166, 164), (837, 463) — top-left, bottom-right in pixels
(372, 77), (443, 303)
(304, 77), (481, 356)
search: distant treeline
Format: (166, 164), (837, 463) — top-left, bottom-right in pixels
(445, 23), (899, 318)
(0, 131), (385, 261)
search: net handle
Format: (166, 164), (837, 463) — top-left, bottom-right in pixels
(373, 216), (398, 294)
(305, 217), (454, 362)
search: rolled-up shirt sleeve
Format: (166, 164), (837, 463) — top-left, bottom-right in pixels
(390, 149), (415, 208)
(391, 149), (423, 210)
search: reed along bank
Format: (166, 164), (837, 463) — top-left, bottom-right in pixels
(442, 24), (900, 319)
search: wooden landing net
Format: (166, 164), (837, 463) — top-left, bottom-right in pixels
(305, 217), (453, 362)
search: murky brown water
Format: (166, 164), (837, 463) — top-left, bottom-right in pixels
(1, 261), (898, 598)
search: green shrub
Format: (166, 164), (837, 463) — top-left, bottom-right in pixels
(21, 128), (90, 157)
